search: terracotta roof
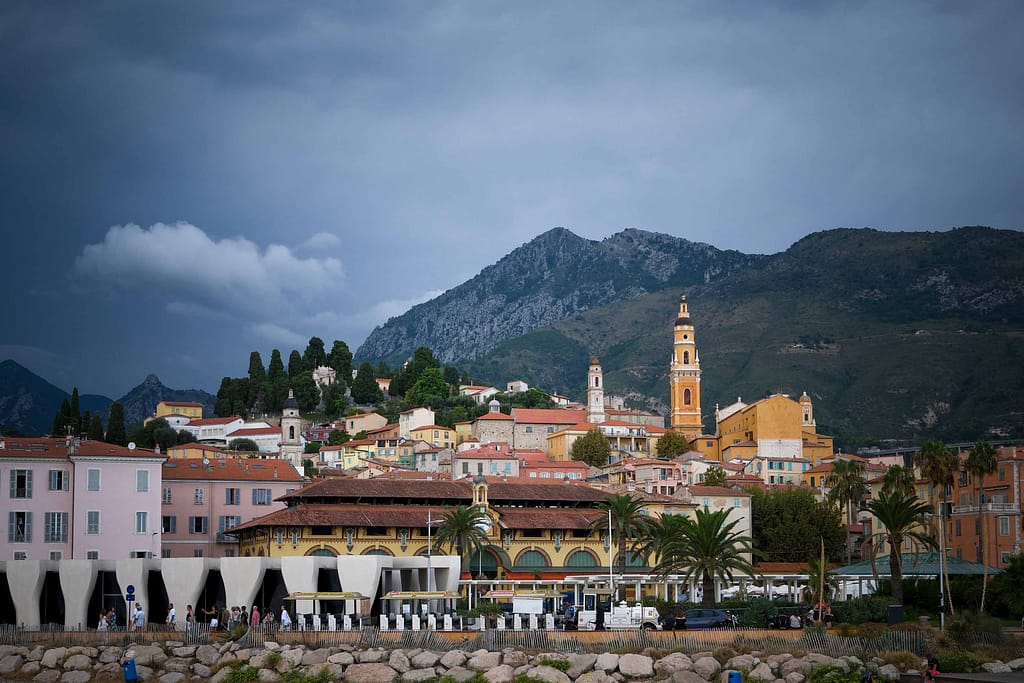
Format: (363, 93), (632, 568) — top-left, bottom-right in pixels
(805, 463), (834, 474)
(496, 507), (603, 530)
(167, 443), (226, 455)
(0, 437), (162, 459)
(688, 485), (753, 497)
(188, 416), (242, 426)
(163, 458), (302, 482)
(410, 425), (451, 432)
(229, 427), (280, 437)
(724, 440), (757, 448)
(512, 408), (586, 424)
(162, 401), (203, 408)
(366, 423), (399, 434)
(476, 412), (513, 421)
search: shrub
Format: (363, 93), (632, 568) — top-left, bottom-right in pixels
(808, 666), (864, 683)
(281, 670), (334, 683)
(879, 650), (920, 670)
(263, 651), (282, 669)
(537, 658), (569, 673)
(937, 651), (980, 673)
(223, 666), (260, 683)
(829, 596), (890, 624)
(945, 611), (1006, 646)
(712, 646), (737, 663)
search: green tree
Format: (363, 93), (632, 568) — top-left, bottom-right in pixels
(825, 458), (869, 565)
(265, 349), (288, 412)
(442, 365), (460, 386)
(327, 429), (349, 446)
(802, 557), (839, 605)
(703, 465), (727, 488)
(988, 553), (1024, 619)
(636, 511), (687, 573)
(88, 413), (104, 441)
(652, 507), (757, 608)
(214, 377), (249, 418)
(914, 439), (957, 613)
(303, 336), (327, 371)
(351, 363), (383, 404)
(292, 372), (321, 413)
(320, 382), (348, 418)
(52, 398), (71, 436)
(656, 431), (690, 458)
(591, 494), (653, 597)
(69, 388), (81, 435)
(247, 351), (266, 411)
(570, 429), (610, 467)
(433, 505), (491, 571)
(129, 417), (182, 451)
(327, 340), (354, 387)
(106, 402), (127, 445)
(288, 350), (304, 378)
(864, 491), (936, 605)
(228, 438), (259, 452)
(304, 442), (321, 454)
(406, 367), (448, 405)
(880, 465), (915, 497)
(391, 347), (440, 397)
(966, 440), (999, 611)
(749, 487), (846, 563)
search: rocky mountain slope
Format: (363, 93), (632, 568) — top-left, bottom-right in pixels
(115, 374), (215, 428)
(360, 226), (1024, 446)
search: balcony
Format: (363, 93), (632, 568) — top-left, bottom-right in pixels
(216, 532), (239, 544)
(951, 502), (1020, 515)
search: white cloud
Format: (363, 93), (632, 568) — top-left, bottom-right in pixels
(74, 222), (345, 315)
(298, 232), (342, 251)
(336, 289), (446, 330)
(249, 322), (307, 348)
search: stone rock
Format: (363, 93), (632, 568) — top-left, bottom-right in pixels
(358, 651), (389, 664)
(218, 653), (240, 669)
(804, 654), (845, 672)
(443, 667), (479, 683)
(345, 662), (399, 683)
(842, 656), (863, 669)
(211, 667), (232, 683)
(483, 664), (516, 683)
(595, 653), (619, 672)
(163, 657), (192, 673)
(192, 664), (213, 678)
(411, 652), (440, 669)
(34, 669), (62, 683)
(439, 651), (467, 669)
(60, 671), (91, 683)
(302, 648), (330, 666)
(329, 652), (356, 666)
(96, 663), (121, 678)
(264, 642), (280, 651)
(172, 646), (196, 658)
(63, 655), (92, 671)
(21, 660), (42, 676)
(468, 652), (502, 672)
(655, 653), (693, 677)
(578, 672), (618, 683)
(388, 651), (411, 673)
(402, 669), (439, 683)
(196, 645), (220, 666)
(694, 656), (722, 680)
(0, 646), (28, 659)
(130, 645), (167, 667)
(281, 649), (305, 668)
(0, 654), (25, 674)
(780, 659), (812, 677)
(669, 671), (707, 683)
(502, 651), (529, 668)
(134, 664), (154, 681)
(258, 669), (281, 683)
(567, 654), (598, 679)
(1008, 658), (1024, 671)
(784, 672), (805, 683)
(982, 661), (1011, 674)
(159, 673), (186, 683)
(750, 662), (774, 681)
(98, 649), (121, 665)
(618, 654), (654, 679)
(876, 664), (900, 682)
(41, 648), (67, 669)
(524, 666), (571, 683)
(767, 654), (793, 667)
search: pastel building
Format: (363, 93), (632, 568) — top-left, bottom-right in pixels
(160, 458), (303, 558)
(144, 401), (204, 426)
(2, 437), (165, 561)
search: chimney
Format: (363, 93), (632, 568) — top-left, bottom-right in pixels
(154, 444), (161, 455)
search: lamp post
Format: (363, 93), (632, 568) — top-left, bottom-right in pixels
(926, 512), (946, 631)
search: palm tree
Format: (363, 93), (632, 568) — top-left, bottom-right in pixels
(636, 512), (688, 567)
(431, 506), (491, 577)
(824, 458), (869, 565)
(914, 439), (957, 614)
(864, 491), (936, 605)
(651, 507), (757, 608)
(880, 465), (915, 497)
(591, 494), (653, 599)
(966, 440), (998, 612)
(801, 557), (839, 606)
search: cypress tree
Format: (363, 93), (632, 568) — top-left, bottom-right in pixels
(302, 337), (327, 371)
(247, 351), (266, 411)
(265, 349), (287, 412)
(288, 350), (303, 378)
(328, 340), (353, 387)
(88, 414), (105, 441)
(69, 388), (81, 435)
(106, 403), (127, 446)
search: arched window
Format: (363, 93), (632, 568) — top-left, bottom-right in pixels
(594, 376), (600, 387)
(363, 548), (392, 556)
(515, 550), (548, 568)
(683, 388), (692, 406)
(683, 351), (689, 364)
(307, 548), (336, 557)
(289, 426), (295, 440)
(565, 550), (599, 568)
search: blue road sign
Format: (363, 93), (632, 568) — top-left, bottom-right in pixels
(126, 584), (135, 594)
(125, 594), (134, 603)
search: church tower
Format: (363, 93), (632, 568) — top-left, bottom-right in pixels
(587, 355), (606, 424)
(669, 295), (703, 439)
(280, 388), (303, 469)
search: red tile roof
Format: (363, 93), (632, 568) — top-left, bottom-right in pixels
(163, 458), (302, 482)
(229, 427), (280, 437)
(188, 416), (242, 426)
(476, 412), (513, 421)
(512, 408), (587, 424)
(162, 401), (204, 408)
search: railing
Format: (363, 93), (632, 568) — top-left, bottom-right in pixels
(951, 502), (1019, 515)
(0, 623), (216, 647)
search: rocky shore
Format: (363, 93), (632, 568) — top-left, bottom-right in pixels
(2, 640), (1023, 683)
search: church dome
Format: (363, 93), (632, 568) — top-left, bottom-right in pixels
(283, 388), (299, 410)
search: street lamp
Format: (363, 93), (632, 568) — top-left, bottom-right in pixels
(425, 510), (444, 593)
(925, 512), (946, 631)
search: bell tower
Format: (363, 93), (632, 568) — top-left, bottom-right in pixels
(587, 355), (606, 424)
(669, 295), (703, 439)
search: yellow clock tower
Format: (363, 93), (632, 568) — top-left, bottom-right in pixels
(669, 294), (703, 439)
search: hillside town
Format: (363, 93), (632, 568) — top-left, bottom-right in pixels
(1, 295), (1021, 639)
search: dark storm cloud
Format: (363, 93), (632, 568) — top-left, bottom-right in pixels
(1, 1), (1022, 397)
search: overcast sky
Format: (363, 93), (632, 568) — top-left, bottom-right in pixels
(2, 1), (1022, 398)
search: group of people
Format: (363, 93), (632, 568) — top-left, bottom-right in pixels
(199, 604), (286, 631)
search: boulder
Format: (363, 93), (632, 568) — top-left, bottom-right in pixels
(1008, 658), (1024, 671)
(34, 670), (61, 683)
(172, 646), (196, 658)
(258, 669), (280, 683)
(694, 656), (721, 680)
(302, 649), (330, 666)
(357, 651), (389, 664)
(411, 652), (440, 669)
(162, 657), (192, 673)
(21, 660), (42, 676)
(522, 666), (571, 683)
(134, 664), (155, 681)
(388, 651), (411, 673)
(567, 654), (598, 679)
(483, 664), (516, 683)
(401, 669), (439, 683)
(211, 667), (232, 683)
(577, 672), (619, 683)
(780, 659), (812, 677)
(501, 651), (528, 669)
(876, 665), (900, 682)
(63, 655), (92, 671)
(439, 666), (477, 682)
(595, 653), (619, 672)
(159, 673), (186, 683)
(329, 652), (356, 666)
(467, 652), (502, 672)
(669, 671), (707, 683)
(195, 645), (220, 666)
(0, 654), (26, 675)
(439, 651), (467, 669)
(130, 645), (167, 667)
(618, 654), (654, 679)
(749, 662), (774, 681)
(41, 648), (67, 669)
(804, 654), (846, 672)
(344, 662), (399, 683)
(60, 671), (91, 683)
(192, 663), (214, 678)
(0, 646), (29, 659)
(783, 672), (805, 683)
(655, 653), (693, 677)
(281, 649), (305, 669)
(982, 661), (1012, 674)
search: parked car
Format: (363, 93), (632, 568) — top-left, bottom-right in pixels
(682, 608), (731, 629)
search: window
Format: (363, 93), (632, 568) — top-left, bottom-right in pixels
(87, 510), (100, 535)
(130, 551), (148, 559)
(225, 488), (241, 505)
(525, 426), (533, 433)
(162, 487), (172, 504)
(683, 388), (691, 405)
(462, 463), (469, 474)
(49, 470), (69, 491)
(87, 550), (99, 560)
(49, 551), (62, 561)
(252, 488), (272, 505)
(733, 499), (741, 508)
(87, 469), (101, 492)
(1000, 516), (1010, 536)
(224, 549), (236, 557)
(194, 488), (204, 504)
(1001, 552), (1011, 564)
(13, 551), (27, 560)
(161, 549), (171, 558)
(135, 512), (148, 534)
(955, 519), (961, 536)
(999, 468), (1006, 481)
(219, 516), (242, 532)
(9, 511), (31, 542)
(193, 549), (204, 558)
(136, 470), (149, 492)
(189, 516), (208, 534)
(10, 469), (32, 498)
(44, 512), (68, 543)
(162, 516), (177, 534)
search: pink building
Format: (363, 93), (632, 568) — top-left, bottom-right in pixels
(2, 437), (164, 560)
(160, 457), (304, 557)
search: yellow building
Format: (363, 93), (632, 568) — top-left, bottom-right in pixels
(144, 400), (204, 425)
(547, 421), (667, 462)
(669, 295), (703, 439)
(165, 442), (228, 460)
(409, 424), (455, 449)
(454, 421), (473, 445)
(706, 392), (833, 465)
